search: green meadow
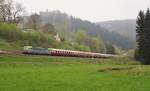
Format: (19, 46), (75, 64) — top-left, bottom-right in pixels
(0, 56), (150, 91)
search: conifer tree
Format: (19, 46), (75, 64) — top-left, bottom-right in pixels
(136, 9), (150, 64)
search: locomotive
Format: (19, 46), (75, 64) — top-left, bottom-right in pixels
(23, 46), (117, 58)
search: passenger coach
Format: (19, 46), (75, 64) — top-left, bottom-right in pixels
(23, 46), (116, 58)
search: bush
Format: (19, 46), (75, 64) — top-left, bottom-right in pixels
(0, 23), (59, 49)
(73, 43), (91, 52)
(0, 23), (22, 41)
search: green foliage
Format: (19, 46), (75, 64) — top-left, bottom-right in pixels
(59, 43), (75, 50)
(105, 42), (125, 55)
(136, 9), (150, 64)
(0, 23), (21, 41)
(59, 42), (91, 52)
(91, 37), (106, 53)
(114, 46), (124, 55)
(105, 43), (116, 54)
(0, 23), (59, 50)
(73, 43), (91, 52)
(125, 50), (135, 58)
(75, 30), (106, 53)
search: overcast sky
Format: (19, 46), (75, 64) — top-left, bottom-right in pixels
(14, 0), (150, 22)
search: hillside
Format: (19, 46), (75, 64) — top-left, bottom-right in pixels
(99, 19), (136, 41)
(37, 11), (135, 50)
(0, 10), (136, 52)
(0, 23), (107, 53)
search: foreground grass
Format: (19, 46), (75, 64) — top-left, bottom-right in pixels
(0, 56), (150, 91)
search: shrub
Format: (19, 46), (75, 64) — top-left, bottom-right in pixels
(0, 23), (58, 48)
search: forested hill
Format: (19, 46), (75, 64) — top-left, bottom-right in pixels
(98, 19), (136, 41)
(38, 10), (135, 50)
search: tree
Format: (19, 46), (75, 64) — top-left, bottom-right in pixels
(105, 42), (116, 54)
(135, 10), (145, 61)
(12, 3), (24, 23)
(75, 30), (106, 53)
(41, 23), (56, 35)
(0, 0), (9, 22)
(0, 0), (24, 23)
(26, 13), (41, 30)
(135, 9), (150, 64)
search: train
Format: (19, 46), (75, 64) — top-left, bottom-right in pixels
(23, 46), (117, 58)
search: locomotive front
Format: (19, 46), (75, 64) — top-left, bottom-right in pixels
(23, 46), (50, 55)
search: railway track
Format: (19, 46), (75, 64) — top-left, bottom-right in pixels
(0, 51), (23, 56)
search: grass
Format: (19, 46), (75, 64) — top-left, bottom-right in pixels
(0, 56), (150, 91)
(0, 39), (21, 51)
